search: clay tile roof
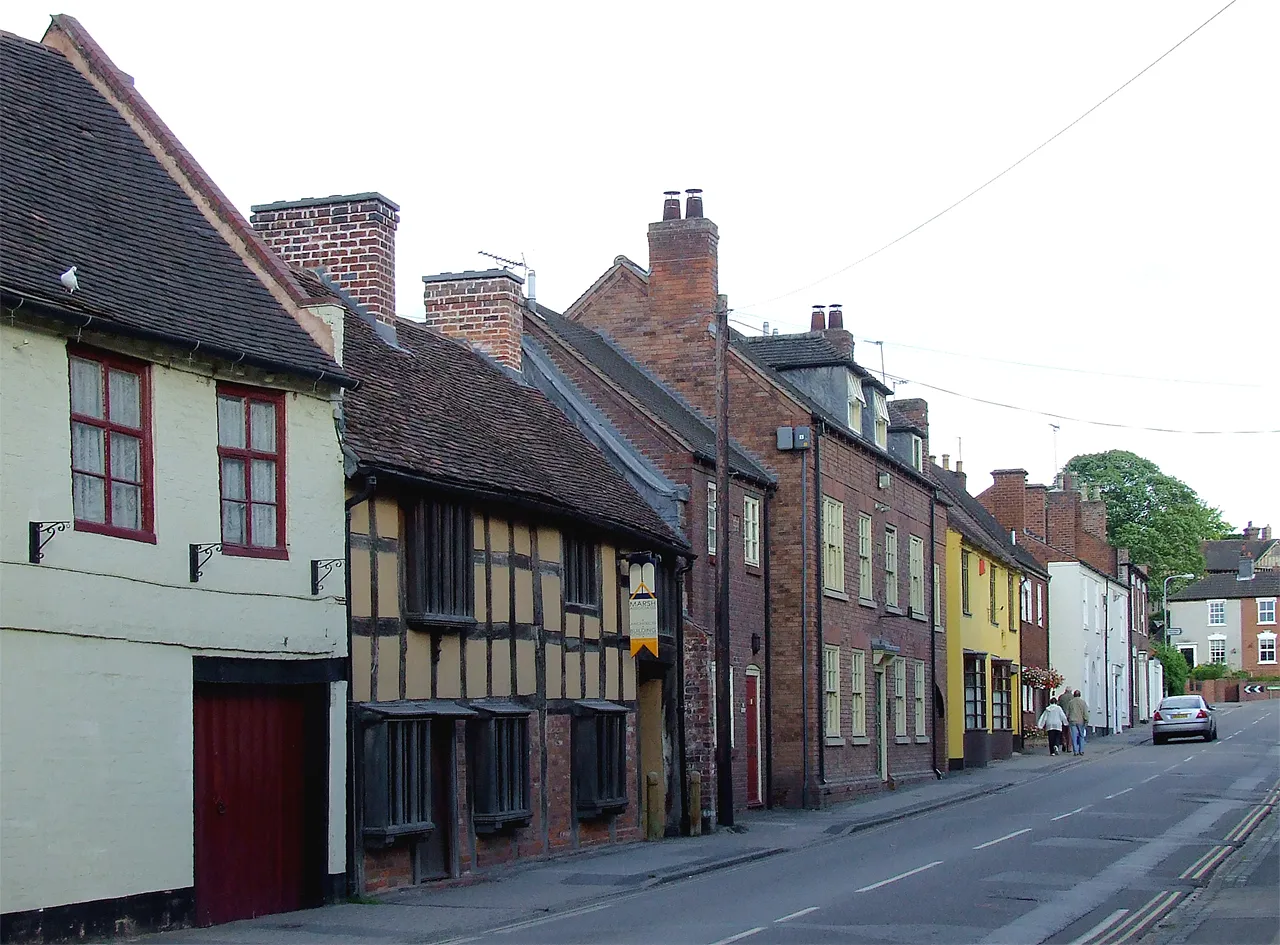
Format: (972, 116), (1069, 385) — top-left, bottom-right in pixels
(341, 312), (687, 551)
(0, 31), (342, 380)
(1170, 571), (1280, 602)
(1202, 539), (1278, 573)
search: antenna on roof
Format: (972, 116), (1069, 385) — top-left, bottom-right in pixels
(477, 250), (537, 315)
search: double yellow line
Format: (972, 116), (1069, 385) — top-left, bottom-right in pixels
(1225, 803), (1272, 845)
(1179, 844), (1233, 881)
(1072, 891), (1185, 945)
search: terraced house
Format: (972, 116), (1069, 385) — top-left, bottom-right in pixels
(248, 196), (690, 893)
(2, 20), (351, 940)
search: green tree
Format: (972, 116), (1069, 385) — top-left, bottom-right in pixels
(1064, 450), (1228, 617)
(1152, 641), (1189, 696)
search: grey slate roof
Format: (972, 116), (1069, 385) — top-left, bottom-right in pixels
(1169, 572), (1280, 602)
(534, 309), (776, 486)
(743, 333), (851, 369)
(0, 32), (342, 380)
(931, 464), (1047, 577)
(1203, 539), (1278, 573)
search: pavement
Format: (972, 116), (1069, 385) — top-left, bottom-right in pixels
(134, 722), (1160, 944)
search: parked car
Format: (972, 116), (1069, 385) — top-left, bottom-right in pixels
(1152, 695), (1217, 743)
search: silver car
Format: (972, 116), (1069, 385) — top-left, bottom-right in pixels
(1152, 694), (1218, 743)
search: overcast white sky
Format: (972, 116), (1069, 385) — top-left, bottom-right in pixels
(11, 1), (1277, 533)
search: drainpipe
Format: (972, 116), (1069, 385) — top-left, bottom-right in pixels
(814, 424), (826, 797)
(675, 554), (694, 835)
(929, 490), (941, 778)
(763, 489), (774, 809)
(343, 472), (376, 897)
(800, 442), (810, 808)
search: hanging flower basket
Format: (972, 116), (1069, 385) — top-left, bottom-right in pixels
(1022, 665), (1064, 691)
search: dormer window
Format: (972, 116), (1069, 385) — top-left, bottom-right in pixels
(871, 391), (890, 450)
(910, 435), (923, 472)
(847, 373), (866, 435)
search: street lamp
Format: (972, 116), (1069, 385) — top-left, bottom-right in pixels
(1162, 573), (1196, 647)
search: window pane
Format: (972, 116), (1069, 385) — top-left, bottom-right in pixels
(110, 433), (141, 483)
(73, 473), (105, 523)
(222, 499), (246, 544)
(251, 503), (277, 547)
(69, 358), (103, 418)
(251, 459), (276, 501)
(108, 369), (141, 427)
(111, 482), (141, 530)
(250, 401), (277, 452)
(71, 422), (104, 474)
(221, 458), (245, 500)
(217, 395), (245, 448)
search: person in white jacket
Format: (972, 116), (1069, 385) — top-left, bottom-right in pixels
(1038, 698), (1069, 756)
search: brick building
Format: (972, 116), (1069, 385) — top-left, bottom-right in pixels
(563, 193), (947, 805)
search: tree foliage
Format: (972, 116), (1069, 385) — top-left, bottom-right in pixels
(1152, 641), (1189, 696)
(1064, 450), (1229, 609)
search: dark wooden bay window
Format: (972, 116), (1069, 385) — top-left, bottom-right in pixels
(564, 535), (600, 610)
(404, 497), (474, 627)
(573, 700), (628, 818)
(468, 705), (531, 833)
(363, 717), (433, 843)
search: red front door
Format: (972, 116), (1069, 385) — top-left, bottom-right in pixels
(745, 672), (761, 806)
(194, 683), (324, 926)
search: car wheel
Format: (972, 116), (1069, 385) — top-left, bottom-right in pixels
(1153, 734), (1165, 745)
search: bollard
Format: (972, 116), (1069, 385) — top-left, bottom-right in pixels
(689, 771), (703, 836)
(646, 772), (663, 840)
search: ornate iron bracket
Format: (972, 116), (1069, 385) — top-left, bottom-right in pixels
(189, 542), (222, 583)
(29, 521), (70, 563)
(311, 558), (344, 596)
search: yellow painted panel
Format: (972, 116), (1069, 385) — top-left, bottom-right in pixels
(546, 643), (563, 699)
(348, 498), (370, 535)
(515, 639), (537, 695)
(349, 549), (372, 619)
(466, 638), (489, 699)
(474, 513), (489, 552)
(605, 647), (620, 700)
(565, 650), (583, 700)
(351, 634), (372, 702)
(542, 527), (562, 563)
(491, 639), (513, 697)
(373, 497), (399, 539)
(436, 635), (461, 699)
(602, 546), (617, 633)
(377, 551), (400, 616)
(474, 564), (487, 621)
(566, 610), (581, 639)
(583, 615), (601, 640)
(376, 637), (401, 701)
(584, 650), (601, 699)
(622, 649), (637, 701)
(492, 566), (511, 624)
(515, 568), (534, 624)
(542, 574), (562, 631)
(405, 629), (431, 699)
(513, 523), (531, 556)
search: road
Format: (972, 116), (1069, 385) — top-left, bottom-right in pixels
(436, 700), (1279, 945)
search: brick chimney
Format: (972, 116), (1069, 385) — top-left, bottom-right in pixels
(986, 469), (1028, 535)
(422, 270), (526, 371)
(1242, 521), (1258, 540)
(822, 303), (855, 359)
(250, 193), (400, 323)
(1025, 484), (1048, 538)
(1081, 488), (1108, 539)
(1046, 487), (1080, 557)
(890, 398), (929, 458)
(954, 459), (967, 491)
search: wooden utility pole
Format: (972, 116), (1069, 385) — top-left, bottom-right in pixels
(714, 294), (734, 826)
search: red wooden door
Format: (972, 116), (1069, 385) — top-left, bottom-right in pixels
(745, 672), (761, 806)
(194, 683), (322, 926)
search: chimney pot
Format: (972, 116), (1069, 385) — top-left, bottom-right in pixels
(942, 454), (951, 470)
(810, 304), (827, 332)
(828, 303), (844, 329)
(685, 188), (704, 219)
(662, 191), (682, 221)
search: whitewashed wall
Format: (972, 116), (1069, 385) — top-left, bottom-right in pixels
(1169, 599), (1243, 671)
(0, 321), (347, 913)
(1048, 562), (1085, 707)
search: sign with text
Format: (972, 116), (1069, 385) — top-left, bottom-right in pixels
(629, 561), (659, 657)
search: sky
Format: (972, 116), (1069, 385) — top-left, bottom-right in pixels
(9, 1), (1277, 533)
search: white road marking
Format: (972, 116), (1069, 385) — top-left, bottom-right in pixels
(1182, 755), (1195, 763)
(492, 900), (616, 936)
(775, 906), (818, 923)
(1226, 734), (1236, 739)
(1141, 775), (1159, 784)
(1068, 908), (1129, 945)
(1053, 805), (1089, 821)
(708, 927), (765, 945)
(1105, 788), (1133, 800)
(974, 828), (1033, 850)
(856, 860), (945, 892)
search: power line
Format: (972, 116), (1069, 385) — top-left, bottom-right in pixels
(890, 374), (1277, 435)
(742, 0), (1241, 308)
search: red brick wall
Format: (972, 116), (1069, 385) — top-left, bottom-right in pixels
(985, 469), (1028, 535)
(1241, 596), (1278, 676)
(423, 272), (525, 370)
(250, 193), (399, 322)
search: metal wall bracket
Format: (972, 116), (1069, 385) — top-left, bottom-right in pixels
(189, 542), (222, 583)
(29, 521), (70, 563)
(311, 558), (344, 596)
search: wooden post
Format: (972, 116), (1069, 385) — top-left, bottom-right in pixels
(646, 772), (663, 840)
(689, 770), (703, 836)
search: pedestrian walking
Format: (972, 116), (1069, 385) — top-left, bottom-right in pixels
(1038, 698), (1068, 756)
(1058, 687), (1075, 716)
(1067, 689), (1089, 755)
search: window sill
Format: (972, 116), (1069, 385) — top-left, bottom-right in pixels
(909, 609), (927, 622)
(824, 588), (849, 602)
(885, 606), (904, 616)
(895, 735), (910, 744)
(364, 821), (434, 845)
(473, 810), (532, 834)
(824, 735), (845, 747)
(858, 597), (877, 609)
(407, 613), (477, 632)
(73, 520), (156, 544)
(223, 543), (289, 560)
(745, 561), (763, 574)
(576, 799), (628, 820)
(565, 602), (603, 616)
(915, 735), (929, 744)
(850, 735), (870, 745)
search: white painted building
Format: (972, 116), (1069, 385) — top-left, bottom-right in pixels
(1047, 561), (1131, 735)
(1, 19), (352, 938)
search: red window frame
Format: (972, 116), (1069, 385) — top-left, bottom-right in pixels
(67, 345), (156, 543)
(215, 383), (287, 559)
